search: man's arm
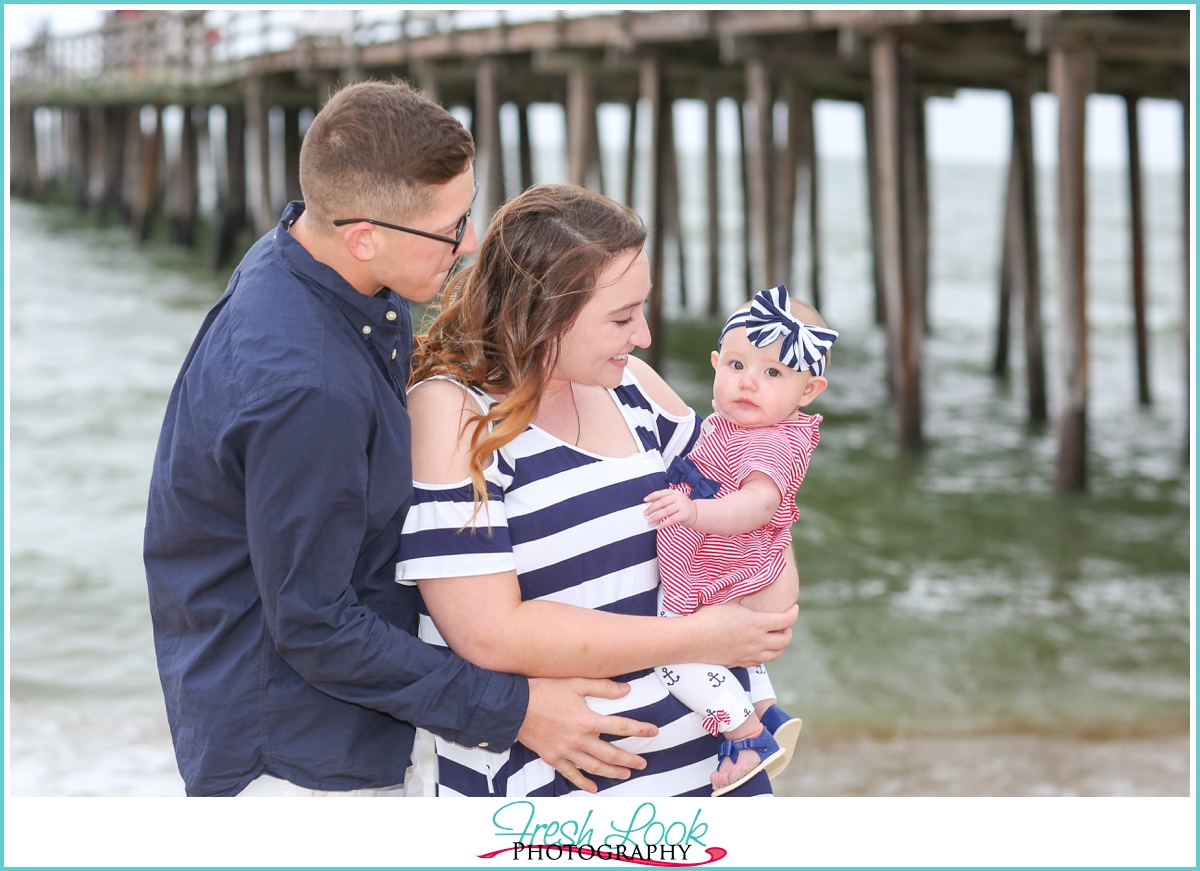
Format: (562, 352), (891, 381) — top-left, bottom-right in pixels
(238, 385), (525, 750)
(237, 385), (665, 788)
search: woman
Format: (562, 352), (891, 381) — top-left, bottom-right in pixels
(399, 185), (795, 797)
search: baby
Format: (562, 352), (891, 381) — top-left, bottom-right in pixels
(644, 284), (836, 796)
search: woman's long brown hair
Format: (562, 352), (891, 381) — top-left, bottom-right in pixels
(410, 184), (647, 510)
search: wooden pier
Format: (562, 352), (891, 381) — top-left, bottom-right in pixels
(9, 9), (1191, 490)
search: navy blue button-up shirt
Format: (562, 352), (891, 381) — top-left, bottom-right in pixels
(145, 202), (528, 796)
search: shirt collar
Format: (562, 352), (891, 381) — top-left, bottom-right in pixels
(275, 201), (398, 325)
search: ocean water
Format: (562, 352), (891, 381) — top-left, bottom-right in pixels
(6, 155), (1191, 796)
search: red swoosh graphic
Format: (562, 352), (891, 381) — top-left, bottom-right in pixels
(478, 845), (727, 867)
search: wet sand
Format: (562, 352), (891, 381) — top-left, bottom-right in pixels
(9, 701), (1190, 796)
(774, 732), (1192, 797)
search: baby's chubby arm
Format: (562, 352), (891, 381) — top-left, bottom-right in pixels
(644, 471), (782, 535)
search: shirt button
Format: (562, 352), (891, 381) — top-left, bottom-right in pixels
(478, 741), (489, 748)
(386, 310), (398, 321)
(391, 349), (397, 360)
(362, 325), (372, 335)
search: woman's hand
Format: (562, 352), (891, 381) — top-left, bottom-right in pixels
(517, 677), (658, 793)
(686, 602), (798, 667)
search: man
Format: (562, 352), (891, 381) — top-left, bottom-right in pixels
(144, 81), (656, 796)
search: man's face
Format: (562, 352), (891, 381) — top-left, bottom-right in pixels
(371, 167), (478, 303)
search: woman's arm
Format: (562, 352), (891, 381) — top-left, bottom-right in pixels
(407, 380), (795, 678)
(418, 570), (790, 676)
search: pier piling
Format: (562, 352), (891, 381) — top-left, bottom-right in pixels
(1051, 47), (1093, 492)
(1125, 94), (1151, 406)
(1010, 84), (1047, 424)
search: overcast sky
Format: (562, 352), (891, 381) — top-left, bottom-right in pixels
(5, 5), (1186, 171)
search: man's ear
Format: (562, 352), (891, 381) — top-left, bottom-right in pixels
(341, 223), (378, 263)
(796, 374), (828, 408)
(711, 350), (720, 370)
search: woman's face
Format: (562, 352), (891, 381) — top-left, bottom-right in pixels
(553, 248), (652, 389)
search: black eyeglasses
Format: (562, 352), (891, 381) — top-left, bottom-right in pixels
(333, 182), (478, 253)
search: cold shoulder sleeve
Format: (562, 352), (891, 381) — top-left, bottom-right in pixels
(397, 379), (517, 584)
(613, 369), (703, 466)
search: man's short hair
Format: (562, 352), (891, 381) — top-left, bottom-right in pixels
(299, 79), (475, 232)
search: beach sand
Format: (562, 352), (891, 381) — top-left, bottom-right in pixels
(773, 731), (1191, 797)
(9, 701), (1189, 796)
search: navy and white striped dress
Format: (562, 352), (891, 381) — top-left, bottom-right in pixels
(397, 370), (772, 797)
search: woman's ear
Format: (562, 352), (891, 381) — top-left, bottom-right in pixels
(796, 374), (828, 408)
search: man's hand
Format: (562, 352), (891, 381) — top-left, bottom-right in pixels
(688, 603), (798, 667)
(517, 677), (658, 794)
(643, 489), (697, 529)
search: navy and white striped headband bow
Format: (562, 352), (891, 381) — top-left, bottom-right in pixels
(719, 284), (840, 377)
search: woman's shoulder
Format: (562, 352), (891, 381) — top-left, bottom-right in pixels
(622, 356), (691, 418)
(408, 376), (493, 418)
(408, 377), (495, 484)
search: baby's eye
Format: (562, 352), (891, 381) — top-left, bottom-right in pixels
(731, 361), (744, 370)
(766, 367), (781, 377)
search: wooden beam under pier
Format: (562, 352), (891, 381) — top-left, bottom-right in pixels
(86, 107), (107, 218)
(1050, 47), (1093, 491)
(1125, 94), (1151, 406)
(98, 106), (127, 221)
(283, 106), (303, 205)
(641, 55), (666, 369)
(995, 151), (1015, 378)
(1180, 83), (1190, 452)
(661, 96), (686, 310)
(211, 104), (247, 270)
(737, 96), (753, 300)
(1006, 83), (1047, 422)
(66, 107), (90, 211)
(744, 59), (773, 292)
(245, 77), (274, 237)
(902, 84), (929, 335)
(623, 96), (637, 207)
(705, 87), (721, 316)
(132, 105), (163, 243)
(10, 106), (37, 200)
(474, 57), (504, 233)
(872, 34), (924, 451)
(119, 107), (142, 224)
(167, 105), (200, 248)
(862, 96), (886, 326)
(567, 67), (601, 191)
(775, 81), (799, 296)
(789, 82), (820, 309)
(518, 103), (534, 191)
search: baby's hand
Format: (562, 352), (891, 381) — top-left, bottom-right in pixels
(644, 489), (697, 529)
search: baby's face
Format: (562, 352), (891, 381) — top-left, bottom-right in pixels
(710, 327), (824, 427)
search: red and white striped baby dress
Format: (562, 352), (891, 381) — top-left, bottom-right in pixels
(657, 412), (821, 615)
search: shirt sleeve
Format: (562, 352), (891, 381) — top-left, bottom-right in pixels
(397, 479), (517, 583)
(660, 410), (704, 466)
(239, 384), (527, 751)
(732, 424), (806, 505)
